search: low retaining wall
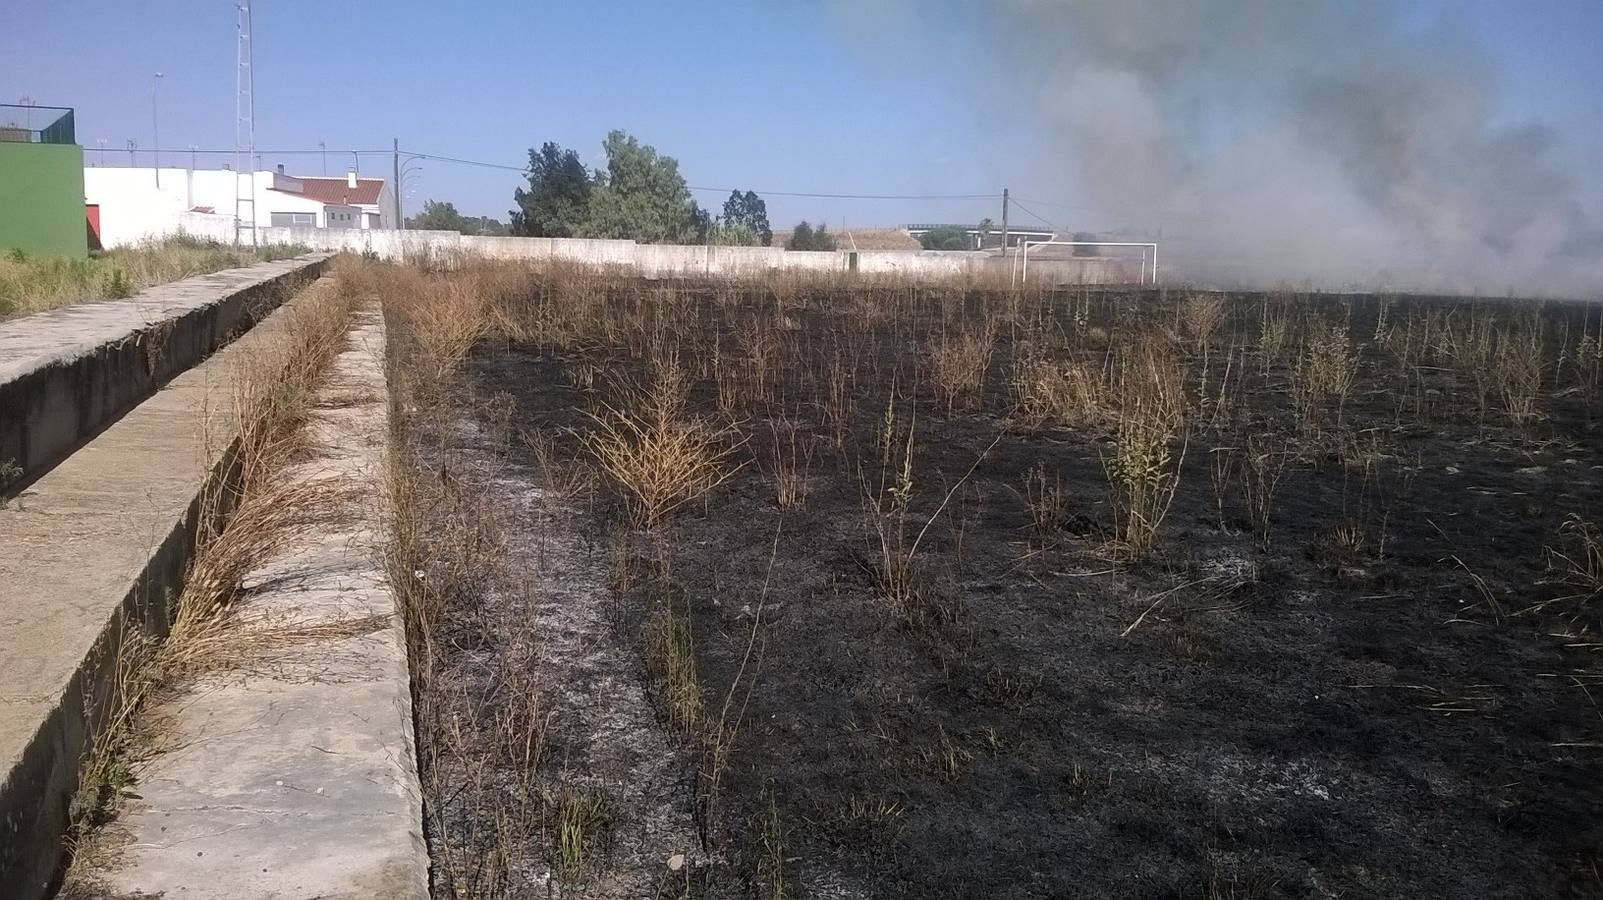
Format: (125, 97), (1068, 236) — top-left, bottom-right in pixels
(0, 280), (336, 899)
(0, 255), (330, 494)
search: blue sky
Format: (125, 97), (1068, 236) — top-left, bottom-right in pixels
(3, 0), (1600, 233)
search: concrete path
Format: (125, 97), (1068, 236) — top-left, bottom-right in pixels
(61, 309), (427, 899)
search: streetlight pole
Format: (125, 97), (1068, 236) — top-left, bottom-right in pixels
(152, 72), (163, 188)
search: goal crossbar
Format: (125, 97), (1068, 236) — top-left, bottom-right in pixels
(1013, 240), (1159, 286)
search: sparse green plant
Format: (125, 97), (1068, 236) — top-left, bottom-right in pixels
(552, 787), (609, 879)
(1103, 342), (1188, 558)
(645, 585), (702, 732)
(756, 795), (790, 900)
(0, 457), (22, 506)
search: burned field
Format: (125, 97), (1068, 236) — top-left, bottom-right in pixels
(384, 263), (1603, 899)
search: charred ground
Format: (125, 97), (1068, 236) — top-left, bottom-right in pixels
(388, 266), (1603, 899)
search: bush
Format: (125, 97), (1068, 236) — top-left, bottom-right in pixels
(918, 226), (971, 251)
(786, 220), (837, 252)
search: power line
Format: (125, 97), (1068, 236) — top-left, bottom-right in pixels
(1007, 197), (1060, 233)
(121, 147), (393, 155)
(395, 149), (1001, 201)
(1012, 196), (1097, 212)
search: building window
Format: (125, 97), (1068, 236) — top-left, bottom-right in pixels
(269, 212), (315, 227)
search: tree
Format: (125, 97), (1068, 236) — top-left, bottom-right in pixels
(977, 217), (995, 249)
(581, 131), (703, 244)
(708, 223), (758, 246)
(406, 199), (472, 233)
(510, 142), (592, 237)
(786, 220), (837, 251)
(470, 215), (508, 236)
(918, 225), (972, 251)
(407, 200), (509, 235)
(721, 190), (772, 246)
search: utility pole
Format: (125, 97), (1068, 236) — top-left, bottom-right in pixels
(999, 188), (1009, 256)
(319, 140), (326, 175)
(152, 73), (163, 187)
(393, 138), (402, 230)
(234, 0), (257, 246)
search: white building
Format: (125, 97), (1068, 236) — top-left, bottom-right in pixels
(83, 165), (395, 247)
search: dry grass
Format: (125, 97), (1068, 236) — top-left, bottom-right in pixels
(1011, 354), (1108, 427)
(1292, 316), (1358, 434)
(0, 235), (305, 321)
(928, 324), (995, 411)
(585, 364), (744, 528)
(1495, 321), (1545, 425)
(1182, 294), (1229, 353)
(1540, 516), (1603, 628)
(67, 268), (356, 841)
(1021, 463), (1064, 545)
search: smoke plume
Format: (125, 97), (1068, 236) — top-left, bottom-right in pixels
(981, 1), (1600, 294)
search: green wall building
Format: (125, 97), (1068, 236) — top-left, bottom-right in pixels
(0, 106), (86, 258)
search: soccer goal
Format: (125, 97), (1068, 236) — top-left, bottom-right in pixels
(1012, 240), (1159, 286)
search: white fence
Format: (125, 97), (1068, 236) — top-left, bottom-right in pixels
(113, 221), (1143, 284)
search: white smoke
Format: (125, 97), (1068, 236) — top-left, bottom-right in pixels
(919, 1), (1603, 294)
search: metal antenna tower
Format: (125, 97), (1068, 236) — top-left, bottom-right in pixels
(233, 0), (257, 246)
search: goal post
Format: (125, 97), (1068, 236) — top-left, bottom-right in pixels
(1013, 240), (1159, 286)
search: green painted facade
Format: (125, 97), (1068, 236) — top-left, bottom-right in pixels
(0, 142), (87, 258)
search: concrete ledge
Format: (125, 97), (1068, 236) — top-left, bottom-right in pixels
(0, 254), (331, 495)
(0, 279), (339, 900)
(62, 309), (427, 899)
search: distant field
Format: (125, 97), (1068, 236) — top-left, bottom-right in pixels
(0, 236), (306, 321)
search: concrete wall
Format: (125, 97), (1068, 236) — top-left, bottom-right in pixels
(0, 143), (87, 258)
(246, 226), (1143, 285)
(0, 255), (329, 493)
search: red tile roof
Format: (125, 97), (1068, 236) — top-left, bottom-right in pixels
(285, 176), (385, 206)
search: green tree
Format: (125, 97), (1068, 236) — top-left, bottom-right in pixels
(407, 201), (509, 235)
(786, 220), (837, 251)
(708, 223), (758, 246)
(470, 215), (508, 236)
(918, 225), (971, 251)
(721, 190), (772, 246)
(581, 131), (703, 244)
(510, 142), (593, 237)
(406, 200), (472, 233)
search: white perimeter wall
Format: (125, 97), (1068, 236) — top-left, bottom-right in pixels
(243, 226), (1140, 284)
